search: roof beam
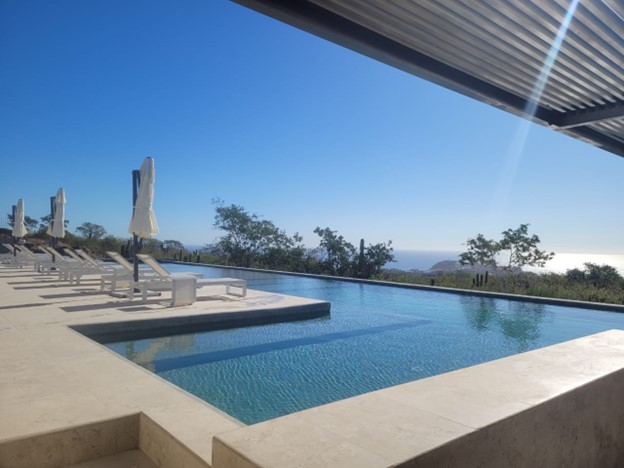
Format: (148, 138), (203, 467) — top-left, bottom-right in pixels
(562, 126), (624, 157)
(551, 100), (624, 129)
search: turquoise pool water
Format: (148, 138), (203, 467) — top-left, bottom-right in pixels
(106, 265), (624, 424)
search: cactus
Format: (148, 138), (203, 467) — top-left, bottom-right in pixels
(357, 239), (365, 277)
(474, 273), (486, 287)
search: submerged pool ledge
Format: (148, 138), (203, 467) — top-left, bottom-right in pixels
(213, 329), (624, 468)
(72, 300), (331, 344)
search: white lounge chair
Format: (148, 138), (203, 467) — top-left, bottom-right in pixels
(60, 248), (117, 284)
(0, 243), (28, 267)
(101, 251), (155, 292)
(5, 244), (44, 268)
(35, 245), (74, 274)
(129, 254), (247, 306)
(0, 244), (14, 264)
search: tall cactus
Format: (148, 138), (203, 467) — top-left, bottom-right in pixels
(358, 239), (365, 277)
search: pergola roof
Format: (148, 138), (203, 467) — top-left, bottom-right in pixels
(234, 0), (624, 157)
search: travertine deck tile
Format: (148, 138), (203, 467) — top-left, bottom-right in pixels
(0, 264), (326, 466)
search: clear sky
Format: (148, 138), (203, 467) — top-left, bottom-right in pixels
(1, 0), (622, 254)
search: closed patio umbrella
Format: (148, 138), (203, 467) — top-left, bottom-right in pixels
(47, 188), (66, 239)
(128, 157), (158, 239)
(12, 199), (27, 238)
(11, 198), (27, 257)
(128, 157), (159, 282)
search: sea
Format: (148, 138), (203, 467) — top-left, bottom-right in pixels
(185, 245), (624, 275)
(390, 249), (624, 275)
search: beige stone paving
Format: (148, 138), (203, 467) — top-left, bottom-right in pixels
(67, 449), (158, 468)
(0, 264), (326, 466)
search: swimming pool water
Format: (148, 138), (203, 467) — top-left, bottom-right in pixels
(106, 265), (624, 424)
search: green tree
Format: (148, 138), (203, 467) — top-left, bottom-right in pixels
(141, 238), (165, 254)
(458, 234), (499, 267)
(459, 224), (554, 271)
(162, 240), (185, 252)
(357, 239), (395, 278)
(313, 227), (356, 276)
(499, 224), (554, 270)
(260, 232), (306, 271)
(582, 263), (623, 289)
(24, 216), (38, 233)
(76, 222), (107, 240)
(565, 267), (586, 283)
(212, 203), (395, 276)
(100, 235), (125, 253)
(213, 203), (301, 268)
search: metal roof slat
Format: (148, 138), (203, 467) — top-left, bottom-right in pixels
(377, 0), (584, 111)
(392, 0), (610, 111)
(423, 0), (607, 111)
(528, 0), (624, 106)
(480, 0), (616, 109)
(313, 0), (610, 112)
(308, 0), (564, 110)
(375, 2), (568, 109)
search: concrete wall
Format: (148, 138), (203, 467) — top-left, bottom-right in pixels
(139, 413), (210, 468)
(0, 413), (212, 468)
(401, 370), (624, 467)
(0, 414), (140, 468)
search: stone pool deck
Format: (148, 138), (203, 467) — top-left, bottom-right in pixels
(0, 264), (328, 467)
(2, 263), (624, 467)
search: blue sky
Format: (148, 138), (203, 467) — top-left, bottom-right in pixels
(1, 0), (622, 254)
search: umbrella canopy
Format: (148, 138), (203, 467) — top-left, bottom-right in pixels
(128, 157), (159, 239)
(47, 188), (66, 238)
(11, 199), (27, 238)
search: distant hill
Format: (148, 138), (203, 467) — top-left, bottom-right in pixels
(429, 260), (461, 271)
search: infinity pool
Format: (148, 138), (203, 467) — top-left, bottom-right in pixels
(106, 264), (624, 424)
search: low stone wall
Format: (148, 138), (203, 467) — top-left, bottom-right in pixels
(403, 370), (624, 467)
(0, 413), (211, 468)
(139, 413), (210, 468)
(0, 414), (140, 468)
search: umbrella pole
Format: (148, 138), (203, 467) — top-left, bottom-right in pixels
(132, 169), (141, 283)
(49, 196), (56, 261)
(133, 234), (140, 282)
(11, 205), (16, 257)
